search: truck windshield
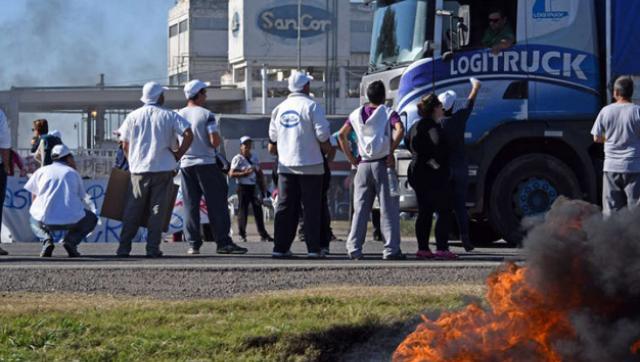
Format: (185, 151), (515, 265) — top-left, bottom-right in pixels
(369, 0), (434, 72)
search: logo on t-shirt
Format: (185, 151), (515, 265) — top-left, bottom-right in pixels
(279, 110), (301, 128)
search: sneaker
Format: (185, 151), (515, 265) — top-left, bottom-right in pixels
(62, 243), (81, 258)
(240, 236), (248, 243)
(373, 231), (383, 242)
(116, 253), (130, 258)
(307, 251), (327, 259)
(416, 250), (435, 260)
(460, 235), (475, 252)
(349, 253), (364, 260)
(261, 235), (274, 242)
(272, 250), (294, 259)
(145, 251), (164, 258)
(40, 243), (54, 258)
(383, 252), (407, 260)
(0, 246), (8, 256)
(434, 250), (458, 260)
(217, 243), (248, 254)
(187, 247), (200, 255)
(320, 247), (330, 256)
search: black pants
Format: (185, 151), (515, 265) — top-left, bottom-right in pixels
(319, 161), (332, 248)
(180, 164), (232, 249)
(237, 184), (269, 239)
(274, 173), (323, 253)
(0, 167), (6, 236)
(409, 166), (452, 251)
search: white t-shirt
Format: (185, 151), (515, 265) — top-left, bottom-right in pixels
(231, 153), (260, 185)
(24, 161), (87, 225)
(119, 104), (190, 173)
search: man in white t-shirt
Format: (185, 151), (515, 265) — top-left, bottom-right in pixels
(0, 108), (11, 256)
(24, 144), (98, 257)
(117, 82), (194, 258)
(179, 79), (247, 255)
(230, 136), (273, 243)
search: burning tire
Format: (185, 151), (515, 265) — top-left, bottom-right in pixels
(489, 154), (581, 246)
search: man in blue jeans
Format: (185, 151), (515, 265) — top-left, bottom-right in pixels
(24, 144), (98, 257)
(438, 78), (482, 252)
(179, 79), (248, 255)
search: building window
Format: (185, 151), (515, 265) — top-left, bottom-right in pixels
(192, 17), (228, 30)
(177, 72), (189, 85)
(179, 20), (188, 33)
(169, 24), (178, 37)
(350, 20), (372, 33)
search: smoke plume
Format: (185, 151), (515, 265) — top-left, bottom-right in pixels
(394, 197), (640, 361)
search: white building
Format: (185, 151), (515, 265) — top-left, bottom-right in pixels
(168, 0), (230, 86)
(168, 0), (373, 114)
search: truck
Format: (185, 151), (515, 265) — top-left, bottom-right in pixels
(362, 0), (640, 245)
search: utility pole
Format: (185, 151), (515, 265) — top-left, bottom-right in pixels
(297, 0), (302, 70)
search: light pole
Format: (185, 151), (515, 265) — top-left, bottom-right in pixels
(297, 0), (302, 71)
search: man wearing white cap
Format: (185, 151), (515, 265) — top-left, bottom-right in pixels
(24, 144), (98, 257)
(0, 108), (11, 255)
(268, 70), (332, 258)
(438, 77), (482, 252)
(117, 81), (194, 258)
(179, 79), (248, 255)
(230, 136), (273, 243)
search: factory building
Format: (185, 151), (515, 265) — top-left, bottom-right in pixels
(167, 0), (373, 114)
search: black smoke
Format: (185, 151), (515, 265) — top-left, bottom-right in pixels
(524, 197), (640, 361)
(0, 0), (171, 89)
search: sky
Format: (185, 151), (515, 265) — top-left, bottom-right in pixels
(0, 0), (176, 148)
(0, 0), (175, 89)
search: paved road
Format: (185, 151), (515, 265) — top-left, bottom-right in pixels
(0, 229), (523, 298)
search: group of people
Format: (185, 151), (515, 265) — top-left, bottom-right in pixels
(0, 70), (483, 260)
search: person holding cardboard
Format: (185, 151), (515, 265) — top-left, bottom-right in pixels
(116, 82), (194, 258)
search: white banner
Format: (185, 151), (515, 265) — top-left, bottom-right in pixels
(1, 176), (209, 243)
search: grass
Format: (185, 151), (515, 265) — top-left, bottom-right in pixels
(0, 285), (484, 361)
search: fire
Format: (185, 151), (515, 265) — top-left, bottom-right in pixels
(394, 198), (640, 362)
(393, 263), (573, 362)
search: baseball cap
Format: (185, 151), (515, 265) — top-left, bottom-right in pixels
(240, 136), (252, 144)
(51, 144), (71, 160)
(288, 70), (314, 93)
(140, 81), (169, 105)
(438, 90), (458, 112)
(184, 79), (211, 99)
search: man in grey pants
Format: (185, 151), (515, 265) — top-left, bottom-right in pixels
(179, 80), (248, 255)
(338, 81), (405, 260)
(117, 82), (194, 257)
(592, 76), (640, 214)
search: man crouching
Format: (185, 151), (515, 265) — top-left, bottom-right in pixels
(24, 144), (98, 257)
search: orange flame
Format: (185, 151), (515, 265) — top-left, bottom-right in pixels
(632, 340), (640, 354)
(393, 263), (576, 362)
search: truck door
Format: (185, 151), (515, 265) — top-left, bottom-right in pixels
(525, 0), (601, 121)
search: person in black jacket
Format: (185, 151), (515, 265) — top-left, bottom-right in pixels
(406, 94), (457, 260)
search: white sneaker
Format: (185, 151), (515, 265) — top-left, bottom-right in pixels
(187, 247), (200, 255)
(307, 251), (327, 259)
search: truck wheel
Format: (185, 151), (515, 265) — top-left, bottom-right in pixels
(489, 154), (581, 246)
(468, 219), (501, 245)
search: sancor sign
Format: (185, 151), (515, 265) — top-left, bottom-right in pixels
(258, 5), (332, 39)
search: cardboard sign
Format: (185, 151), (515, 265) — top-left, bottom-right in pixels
(101, 168), (178, 232)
